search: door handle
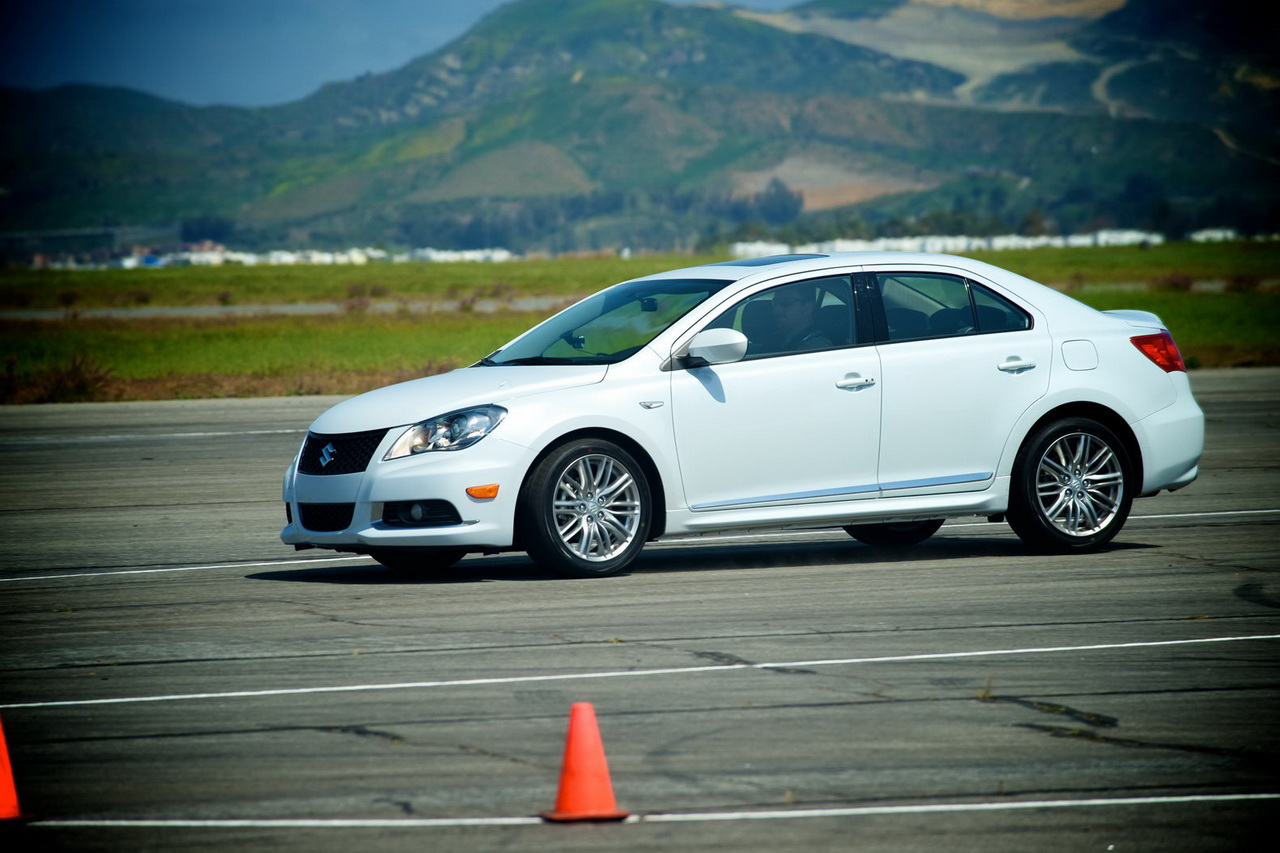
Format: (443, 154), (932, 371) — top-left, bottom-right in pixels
(998, 358), (1036, 373)
(836, 374), (876, 390)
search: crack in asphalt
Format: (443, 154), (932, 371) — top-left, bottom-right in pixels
(374, 798), (416, 816)
(447, 742), (555, 770)
(680, 647), (819, 676)
(688, 650), (755, 667)
(317, 724), (406, 744)
(983, 696), (1119, 728)
(6, 612), (1278, 674)
(984, 693), (1274, 767)
(1013, 723), (1253, 761)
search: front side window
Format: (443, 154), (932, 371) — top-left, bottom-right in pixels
(706, 275), (855, 359)
(483, 278), (731, 366)
(872, 273), (1030, 342)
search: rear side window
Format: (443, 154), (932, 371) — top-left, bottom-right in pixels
(872, 273), (1030, 342)
(971, 284), (1031, 332)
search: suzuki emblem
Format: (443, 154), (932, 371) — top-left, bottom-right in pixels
(319, 442), (337, 467)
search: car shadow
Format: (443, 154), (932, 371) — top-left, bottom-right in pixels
(639, 536), (1151, 573)
(246, 555), (559, 585)
(246, 535), (1153, 584)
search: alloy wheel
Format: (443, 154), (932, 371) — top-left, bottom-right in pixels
(551, 453), (643, 562)
(1033, 431), (1125, 537)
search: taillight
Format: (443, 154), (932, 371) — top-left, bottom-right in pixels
(1131, 331), (1187, 372)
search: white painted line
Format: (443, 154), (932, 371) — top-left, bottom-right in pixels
(3, 428), (305, 445)
(637, 792), (1280, 823)
(28, 792), (1280, 829)
(754, 633), (1280, 670)
(4, 633), (1277, 711)
(34, 816), (544, 828)
(945, 507), (1280, 529)
(1128, 508), (1280, 521)
(0, 555), (374, 584)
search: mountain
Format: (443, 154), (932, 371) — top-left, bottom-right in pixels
(2, 0), (1277, 256)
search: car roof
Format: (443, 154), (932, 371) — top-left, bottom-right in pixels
(632, 251), (1016, 284)
(626, 251), (1107, 327)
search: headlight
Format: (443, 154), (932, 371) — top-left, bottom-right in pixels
(383, 405), (507, 459)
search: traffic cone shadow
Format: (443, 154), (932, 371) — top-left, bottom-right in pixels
(1, 714), (24, 821)
(541, 702), (629, 822)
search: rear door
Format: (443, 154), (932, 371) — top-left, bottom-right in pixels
(867, 269), (1051, 496)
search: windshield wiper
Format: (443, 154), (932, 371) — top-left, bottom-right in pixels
(487, 356), (612, 366)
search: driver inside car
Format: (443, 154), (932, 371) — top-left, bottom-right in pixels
(771, 284), (832, 352)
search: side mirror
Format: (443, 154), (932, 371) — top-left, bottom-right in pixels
(682, 328), (748, 367)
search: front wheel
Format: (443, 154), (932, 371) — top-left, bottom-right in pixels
(1006, 417), (1133, 552)
(844, 519), (944, 547)
(518, 438), (652, 577)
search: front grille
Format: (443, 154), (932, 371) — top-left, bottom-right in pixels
(297, 428), (388, 476)
(298, 503), (355, 532)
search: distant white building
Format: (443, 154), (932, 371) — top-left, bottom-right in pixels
(1189, 228), (1240, 242)
(728, 241), (791, 258)
(736, 229), (1166, 258)
(409, 247), (515, 262)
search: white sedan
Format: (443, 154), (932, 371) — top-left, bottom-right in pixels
(281, 252), (1203, 577)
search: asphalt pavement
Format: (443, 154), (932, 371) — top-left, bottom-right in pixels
(1, 368), (1277, 851)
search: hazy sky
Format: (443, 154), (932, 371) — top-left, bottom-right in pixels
(1, 0), (799, 107)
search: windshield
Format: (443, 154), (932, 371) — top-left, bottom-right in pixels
(482, 278), (731, 366)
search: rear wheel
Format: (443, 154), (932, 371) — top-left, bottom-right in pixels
(518, 438), (651, 578)
(369, 548), (466, 573)
(844, 519), (944, 547)
(1007, 417), (1133, 552)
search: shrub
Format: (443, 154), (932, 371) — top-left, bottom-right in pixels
(1149, 273), (1194, 292)
(1225, 274), (1261, 293)
(2, 354), (116, 404)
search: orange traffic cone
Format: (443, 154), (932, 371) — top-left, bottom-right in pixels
(541, 702), (629, 822)
(1, 714), (23, 820)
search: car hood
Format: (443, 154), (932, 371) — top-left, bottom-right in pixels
(308, 364), (609, 435)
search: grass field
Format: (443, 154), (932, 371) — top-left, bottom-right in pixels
(2, 242), (1277, 403)
(4, 241), (1278, 311)
(0, 255), (683, 311)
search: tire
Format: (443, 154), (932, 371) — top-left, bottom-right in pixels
(1006, 417), (1133, 553)
(518, 438), (651, 577)
(844, 519), (944, 547)
(369, 548), (466, 573)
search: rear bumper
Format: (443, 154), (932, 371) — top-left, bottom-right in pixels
(1133, 378), (1204, 494)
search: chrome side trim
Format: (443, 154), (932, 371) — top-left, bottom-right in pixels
(691, 472), (993, 511)
(879, 472), (992, 491)
(692, 483), (878, 511)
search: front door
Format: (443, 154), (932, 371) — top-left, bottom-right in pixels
(670, 276), (883, 511)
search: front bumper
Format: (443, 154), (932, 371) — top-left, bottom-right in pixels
(280, 436), (531, 552)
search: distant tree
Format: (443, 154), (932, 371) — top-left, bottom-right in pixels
(180, 214), (236, 244)
(1146, 198), (1190, 240)
(755, 178), (803, 226)
(1018, 208), (1049, 236)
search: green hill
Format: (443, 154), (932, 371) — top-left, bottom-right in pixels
(2, 0), (1277, 255)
